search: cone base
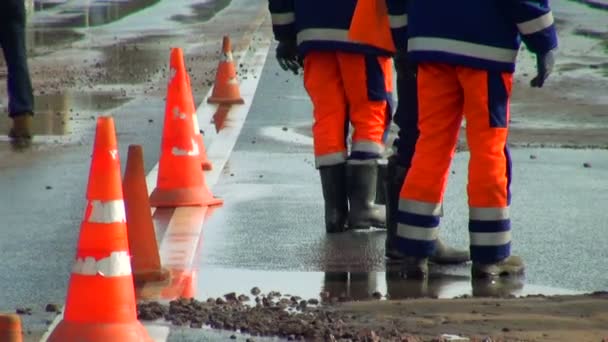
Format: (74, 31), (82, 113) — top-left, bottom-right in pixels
(48, 320), (151, 342)
(207, 96), (244, 105)
(149, 187), (224, 208)
(133, 267), (171, 284)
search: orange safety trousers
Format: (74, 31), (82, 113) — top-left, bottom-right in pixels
(303, 51), (393, 168)
(397, 63), (513, 263)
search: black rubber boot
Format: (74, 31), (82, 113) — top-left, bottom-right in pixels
(319, 164), (348, 233)
(346, 162), (385, 230)
(375, 159), (388, 205)
(384, 155), (407, 259)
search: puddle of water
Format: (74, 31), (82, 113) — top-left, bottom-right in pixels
(27, 28), (84, 49)
(187, 267), (583, 303)
(171, 0), (231, 24)
(33, 0), (162, 28)
(0, 91), (130, 135)
(33, 0), (67, 11)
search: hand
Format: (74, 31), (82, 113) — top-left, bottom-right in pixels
(530, 49), (555, 88)
(276, 40), (301, 75)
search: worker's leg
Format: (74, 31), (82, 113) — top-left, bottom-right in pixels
(457, 67), (524, 278)
(303, 51), (349, 233)
(396, 63), (464, 277)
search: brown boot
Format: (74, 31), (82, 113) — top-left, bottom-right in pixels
(471, 255), (525, 279)
(9, 114), (33, 149)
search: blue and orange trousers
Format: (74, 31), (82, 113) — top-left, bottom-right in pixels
(395, 62), (513, 263)
(303, 51), (393, 167)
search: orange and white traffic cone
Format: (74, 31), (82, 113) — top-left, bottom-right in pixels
(124, 144), (170, 283)
(0, 314), (22, 342)
(207, 36), (244, 105)
(150, 48), (223, 208)
(48, 117), (151, 342)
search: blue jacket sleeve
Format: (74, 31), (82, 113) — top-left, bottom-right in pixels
(268, 0), (296, 42)
(386, 0), (408, 51)
(509, 0), (558, 53)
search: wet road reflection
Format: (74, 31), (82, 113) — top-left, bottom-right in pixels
(32, 0), (162, 28)
(189, 267), (580, 304)
(0, 91), (130, 136)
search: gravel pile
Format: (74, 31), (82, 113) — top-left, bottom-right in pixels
(137, 288), (427, 341)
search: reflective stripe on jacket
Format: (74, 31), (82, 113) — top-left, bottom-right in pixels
(269, 0), (405, 56)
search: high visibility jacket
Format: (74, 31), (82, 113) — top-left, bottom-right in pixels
(385, 0), (558, 72)
(268, 0), (407, 56)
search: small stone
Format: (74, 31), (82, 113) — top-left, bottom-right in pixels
(238, 294), (250, 302)
(15, 307), (32, 315)
(45, 185), (53, 190)
(251, 287), (261, 296)
(148, 119), (154, 123)
(371, 291), (383, 300)
(530, 154), (537, 159)
(282, 127), (288, 131)
(502, 327), (510, 332)
(583, 162), (591, 168)
(45, 303), (59, 312)
(230, 335), (237, 339)
(224, 292), (238, 301)
(216, 297), (226, 305)
(307, 298), (319, 305)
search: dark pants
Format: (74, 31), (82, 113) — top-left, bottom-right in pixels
(391, 55), (418, 168)
(0, 0), (34, 117)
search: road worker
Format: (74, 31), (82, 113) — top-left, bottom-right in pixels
(1, 0), (35, 149)
(384, 0), (558, 278)
(349, 0), (470, 265)
(268, 0), (405, 232)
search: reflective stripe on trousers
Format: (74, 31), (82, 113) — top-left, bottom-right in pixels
(396, 63), (513, 262)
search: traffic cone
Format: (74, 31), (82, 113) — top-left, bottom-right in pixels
(48, 117), (151, 342)
(124, 144), (170, 283)
(178, 47), (213, 171)
(150, 48), (223, 208)
(0, 314), (22, 342)
(207, 36), (245, 105)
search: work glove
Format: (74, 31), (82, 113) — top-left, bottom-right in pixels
(530, 49), (555, 88)
(276, 40), (301, 75)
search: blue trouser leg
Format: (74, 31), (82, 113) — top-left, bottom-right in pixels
(0, 0), (34, 117)
(392, 57), (418, 167)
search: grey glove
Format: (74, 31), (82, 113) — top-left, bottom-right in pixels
(530, 49), (555, 88)
(276, 40), (301, 75)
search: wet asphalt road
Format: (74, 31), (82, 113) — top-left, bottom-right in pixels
(0, 0), (606, 340)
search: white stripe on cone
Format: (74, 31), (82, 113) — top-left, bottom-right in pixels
(87, 200), (126, 223)
(72, 251), (132, 277)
